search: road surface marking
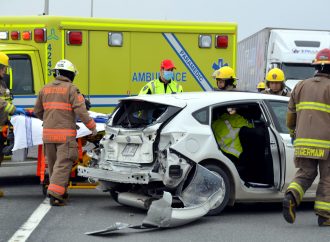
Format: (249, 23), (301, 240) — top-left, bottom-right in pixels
(8, 198), (51, 242)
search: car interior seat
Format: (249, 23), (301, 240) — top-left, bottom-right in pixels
(238, 105), (273, 184)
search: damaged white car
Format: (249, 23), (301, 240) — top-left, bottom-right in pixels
(79, 91), (317, 225)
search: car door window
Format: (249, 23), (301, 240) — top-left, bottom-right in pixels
(8, 54), (34, 94)
(266, 101), (289, 134)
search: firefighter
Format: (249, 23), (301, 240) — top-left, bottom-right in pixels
(0, 98), (18, 197)
(257, 81), (266, 92)
(214, 66), (238, 91)
(34, 59), (97, 206)
(283, 48), (330, 226)
(0, 52), (25, 166)
(0, 52), (12, 102)
(262, 68), (290, 96)
(139, 59), (183, 95)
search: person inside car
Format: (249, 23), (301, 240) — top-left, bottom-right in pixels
(212, 107), (253, 165)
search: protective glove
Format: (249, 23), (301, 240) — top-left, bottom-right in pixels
(13, 107), (26, 115)
(291, 137), (295, 145)
(91, 128), (98, 136)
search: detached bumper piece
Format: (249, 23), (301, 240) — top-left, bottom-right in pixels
(85, 165), (225, 236)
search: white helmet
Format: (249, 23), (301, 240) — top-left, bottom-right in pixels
(53, 59), (78, 75)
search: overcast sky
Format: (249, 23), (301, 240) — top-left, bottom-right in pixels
(2, 0), (330, 40)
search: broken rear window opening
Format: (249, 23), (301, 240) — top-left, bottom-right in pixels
(112, 100), (180, 128)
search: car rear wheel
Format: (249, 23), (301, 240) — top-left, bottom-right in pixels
(203, 164), (230, 216)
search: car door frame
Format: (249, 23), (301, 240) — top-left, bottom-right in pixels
(261, 99), (289, 191)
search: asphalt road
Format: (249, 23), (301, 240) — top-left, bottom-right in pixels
(1, 164), (330, 242)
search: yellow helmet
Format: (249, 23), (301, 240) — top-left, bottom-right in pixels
(257, 81), (266, 89)
(266, 68), (285, 82)
(216, 66), (237, 80)
(0, 52), (9, 66)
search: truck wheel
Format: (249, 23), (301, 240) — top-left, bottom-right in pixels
(203, 164), (230, 216)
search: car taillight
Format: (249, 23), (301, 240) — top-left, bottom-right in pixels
(34, 28), (47, 43)
(67, 31), (82, 45)
(215, 35), (228, 48)
(22, 31), (32, 40)
(11, 31), (20, 40)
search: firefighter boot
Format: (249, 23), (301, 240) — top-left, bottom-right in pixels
(49, 194), (66, 206)
(282, 192), (297, 224)
(48, 191), (67, 206)
(318, 215), (330, 226)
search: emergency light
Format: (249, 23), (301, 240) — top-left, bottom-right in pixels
(22, 31), (32, 40)
(0, 31), (9, 40)
(34, 28), (47, 43)
(198, 35), (212, 48)
(108, 32), (123, 47)
(11, 31), (20, 40)
(216, 35), (228, 48)
(67, 31), (82, 45)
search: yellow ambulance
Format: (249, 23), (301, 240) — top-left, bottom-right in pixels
(0, 16), (237, 112)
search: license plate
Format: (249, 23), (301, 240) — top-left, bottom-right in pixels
(122, 144), (139, 156)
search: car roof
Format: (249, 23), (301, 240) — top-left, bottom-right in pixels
(122, 91), (289, 108)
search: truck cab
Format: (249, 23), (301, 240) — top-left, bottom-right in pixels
(267, 29), (330, 90)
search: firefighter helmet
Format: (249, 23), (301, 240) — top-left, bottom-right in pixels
(257, 81), (266, 89)
(0, 52), (9, 67)
(216, 66), (237, 80)
(53, 59), (78, 75)
(266, 68), (285, 82)
(312, 48), (330, 65)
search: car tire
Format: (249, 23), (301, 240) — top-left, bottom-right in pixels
(203, 164), (230, 216)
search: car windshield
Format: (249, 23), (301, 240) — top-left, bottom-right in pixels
(112, 100), (180, 128)
(282, 63), (315, 80)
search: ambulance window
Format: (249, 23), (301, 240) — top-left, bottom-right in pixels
(8, 54), (34, 94)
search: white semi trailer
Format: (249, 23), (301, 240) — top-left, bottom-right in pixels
(237, 28), (330, 91)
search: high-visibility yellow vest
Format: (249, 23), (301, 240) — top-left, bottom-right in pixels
(139, 79), (183, 95)
(212, 113), (252, 158)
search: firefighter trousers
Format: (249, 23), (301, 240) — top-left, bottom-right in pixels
(44, 141), (78, 199)
(286, 157), (330, 218)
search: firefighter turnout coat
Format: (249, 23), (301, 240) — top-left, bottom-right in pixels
(34, 76), (96, 143)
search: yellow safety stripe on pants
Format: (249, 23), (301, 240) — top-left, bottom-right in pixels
(315, 201), (330, 211)
(296, 102), (330, 113)
(4, 103), (14, 113)
(287, 182), (304, 201)
(294, 138), (330, 149)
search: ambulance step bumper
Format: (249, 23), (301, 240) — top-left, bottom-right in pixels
(77, 166), (151, 184)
